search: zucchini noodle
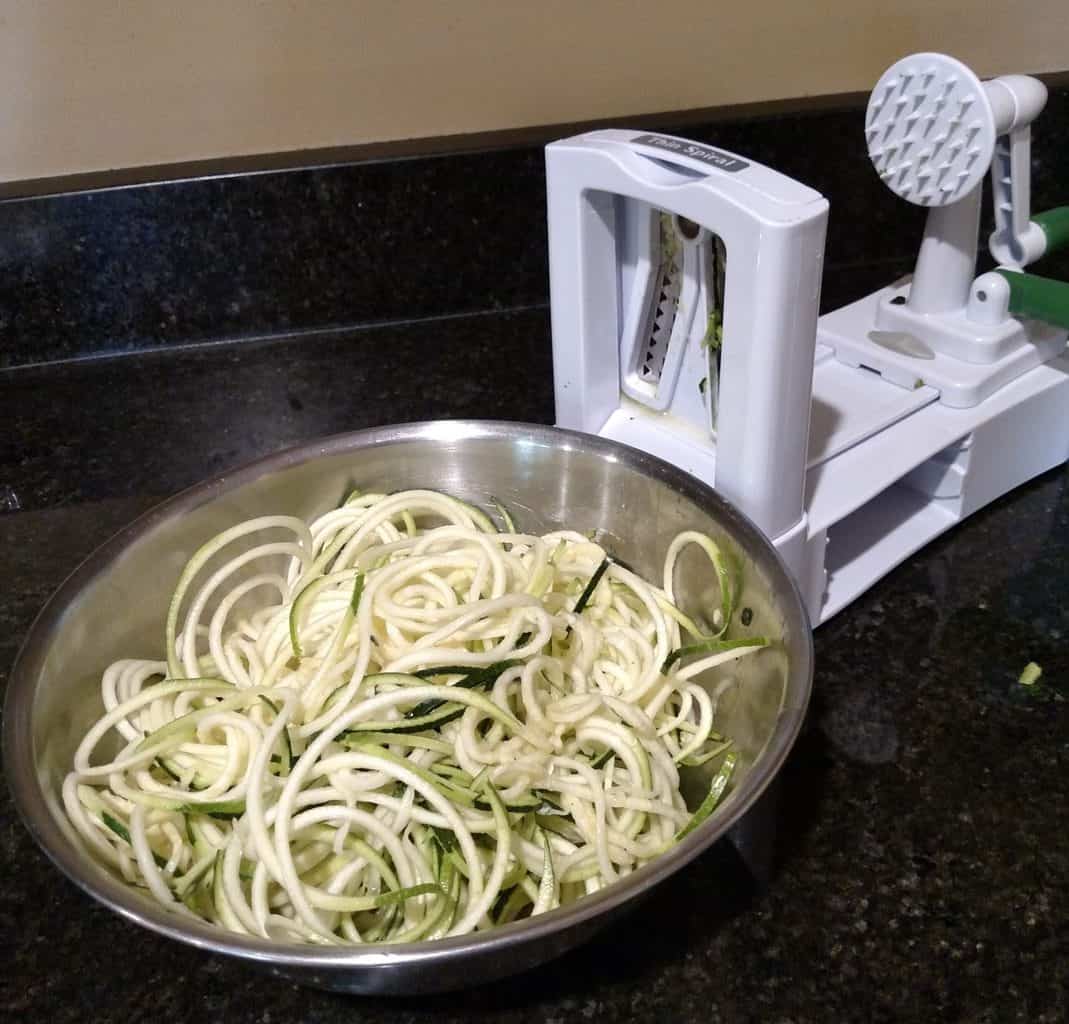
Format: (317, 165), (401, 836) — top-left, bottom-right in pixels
(63, 488), (767, 944)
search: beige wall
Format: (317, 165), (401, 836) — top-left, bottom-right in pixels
(2, 1), (1068, 185)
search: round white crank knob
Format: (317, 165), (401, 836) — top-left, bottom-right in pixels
(865, 53), (996, 207)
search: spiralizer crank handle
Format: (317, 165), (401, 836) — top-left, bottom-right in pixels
(1032, 207), (1069, 257)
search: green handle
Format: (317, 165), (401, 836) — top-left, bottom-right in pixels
(996, 269), (1069, 331)
(1033, 207), (1069, 256)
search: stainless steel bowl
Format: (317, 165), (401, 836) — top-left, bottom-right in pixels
(4, 420), (812, 994)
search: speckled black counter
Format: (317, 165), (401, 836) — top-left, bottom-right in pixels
(2, 312), (1067, 1023)
(3, 86), (1068, 369)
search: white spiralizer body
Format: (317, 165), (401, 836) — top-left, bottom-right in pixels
(547, 56), (1069, 623)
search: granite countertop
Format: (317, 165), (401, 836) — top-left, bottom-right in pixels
(2, 310), (1067, 1023)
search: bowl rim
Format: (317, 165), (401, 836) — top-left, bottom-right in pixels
(3, 418), (813, 973)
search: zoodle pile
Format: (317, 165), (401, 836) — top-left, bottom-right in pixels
(63, 489), (767, 944)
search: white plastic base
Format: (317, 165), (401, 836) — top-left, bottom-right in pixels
(599, 401), (719, 484)
(771, 514), (826, 623)
(879, 288), (1030, 363)
(820, 280), (1069, 408)
(808, 344), (937, 467)
(811, 350), (1069, 621)
(595, 336), (1069, 625)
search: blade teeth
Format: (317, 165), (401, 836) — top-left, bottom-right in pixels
(912, 93), (925, 112)
(865, 125), (881, 142)
(923, 114), (937, 136)
(901, 139), (914, 157)
(923, 67), (936, 87)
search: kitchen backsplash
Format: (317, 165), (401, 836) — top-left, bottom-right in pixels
(2, 88), (1067, 369)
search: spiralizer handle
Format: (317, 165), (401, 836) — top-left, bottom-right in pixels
(987, 75), (1049, 267)
(1033, 207), (1069, 257)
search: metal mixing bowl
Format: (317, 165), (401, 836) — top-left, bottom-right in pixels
(4, 420), (812, 994)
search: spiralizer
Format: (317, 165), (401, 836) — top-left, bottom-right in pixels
(547, 53), (1069, 623)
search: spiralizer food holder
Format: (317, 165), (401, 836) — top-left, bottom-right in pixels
(547, 53), (1069, 623)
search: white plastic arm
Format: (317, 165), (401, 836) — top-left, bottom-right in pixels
(986, 75), (1049, 267)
